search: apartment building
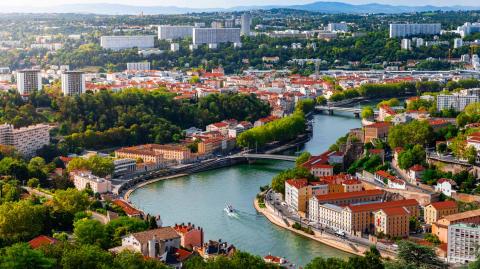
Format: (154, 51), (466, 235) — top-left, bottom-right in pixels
(374, 207), (410, 238)
(447, 223), (480, 264)
(61, 71), (85, 96)
(437, 94), (479, 112)
(310, 189), (384, 207)
(119, 227), (181, 261)
(158, 25), (194, 40)
(100, 35), (155, 50)
(71, 170), (112, 194)
(126, 62), (151, 71)
(432, 209), (480, 243)
(285, 179), (309, 213)
(113, 158), (137, 177)
(424, 201), (458, 225)
(192, 28), (241, 45)
(0, 123), (50, 157)
(389, 23), (441, 38)
(115, 144), (193, 164)
(327, 22), (348, 32)
(241, 13), (252, 36)
(16, 69), (42, 95)
(364, 122), (391, 143)
(309, 163), (334, 177)
(312, 203), (344, 231)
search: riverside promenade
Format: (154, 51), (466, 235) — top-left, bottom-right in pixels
(254, 190), (397, 259)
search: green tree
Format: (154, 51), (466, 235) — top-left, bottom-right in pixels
(0, 243), (55, 269)
(0, 200), (46, 245)
(296, 152), (311, 167)
(113, 251), (169, 269)
(361, 106), (374, 119)
(395, 240), (445, 269)
(60, 244), (112, 269)
(73, 219), (108, 248)
(105, 217), (149, 247)
(51, 189), (90, 216)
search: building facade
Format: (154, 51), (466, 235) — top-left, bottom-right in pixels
(158, 25), (194, 40)
(71, 171), (112, 194)
(437, 94), (479, 112)
(447, 223), (480, 264)
(241, 13), (252, 36)
(100, 35), (155, 50)
(0, 123), (50, 157)
(126, 62), (151, 71)
(424, 201), (458, 225)
(16, 69), (42, 95)
(285, 179), (309, 213)
(389, 23), (441, 38)
(192, 28), (241, 45)
(374, 207), (410, 238)
(61, 71), (85, 96)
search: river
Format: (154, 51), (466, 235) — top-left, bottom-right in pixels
(129, 112), (362, 266)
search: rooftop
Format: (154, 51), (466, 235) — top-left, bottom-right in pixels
(428, 200), (457, 210)
(314, 189), (384, 202)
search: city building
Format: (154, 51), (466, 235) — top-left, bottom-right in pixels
(436, 94), (479, 112)
(0, 123), (50, 157)
(115, 144), (194, 164)
(435, 178), (457, 197)
(285, 179), (309, 213)
(16, 69), (42, 95)
(119, 227), (181, 261)
(127, 62), (151, 71)
(173, 223), (204, 250)
(432, 209), (480, 243)
(454, 38), (464, 49)
(309, 163), (334, 177)
(364, 122), (391, 143)
(424, 201), (458, 225)
(327, 22), (348, 32)
(61, 71), (85, 96)
(401, 39), (412, 50)
(310, 189), (384, 207)
(100, 35), (155, 50)
(389, 23), (441, 38)
(241, 13), (252, 36)
(192, 28), (241, 46)
(71, 170), (112, 194)
(158, 25), (194, 40)
(456, 22), (480, 38)
(113, 158), (137, 177)
(374, 207), (410, 238)
(447, 223), (480, 264)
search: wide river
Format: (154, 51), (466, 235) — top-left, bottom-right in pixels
(129, 112), (361, 266)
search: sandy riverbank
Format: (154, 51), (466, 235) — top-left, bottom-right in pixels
(253, 197), (396, 259)
(124, 173), (188, 201)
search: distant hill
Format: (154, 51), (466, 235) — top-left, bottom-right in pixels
(0, 1), (479, 15)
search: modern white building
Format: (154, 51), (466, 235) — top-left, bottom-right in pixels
(170, 43), (180, 52)
(435, 178), (457, 197)
(309, 202), (345, 231)
(0, 123), (50, 157)
(100, 35), (155, 51)
(436, 94), (479, 112)
(401, 39), (412, 50)
(193, 28), (241, 45)
(241, 13), (252, 36)
(456, 22), (480, 38)
(71, 170), (112, 194)
(447, 223), (480, 264)
(454, 38), (464, 49)
(327, 22), (348, 32)
(16, 69), (42, 95)
(61, 71), (85, 96)
(126, 62), (151, 71)
(389, 23), (441, 38)
(158, 25), (194, 40)
(113, 158), (137, 177)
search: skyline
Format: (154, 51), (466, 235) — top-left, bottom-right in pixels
(1, 0), (480, 9)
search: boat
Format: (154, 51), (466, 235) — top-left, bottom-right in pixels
(224, 204), (235, 214)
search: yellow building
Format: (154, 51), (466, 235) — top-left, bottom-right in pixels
(424, 201), (458, 225)
(374, 207), (410, 238)
(432, 209), (480, 243)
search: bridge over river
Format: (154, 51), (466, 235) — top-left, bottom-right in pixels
(237, 153), (297, 162)
(315, 105), (379, 117)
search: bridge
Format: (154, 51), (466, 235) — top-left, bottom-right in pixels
(237, 153), (297, 162)
(315, 106), (379, 117)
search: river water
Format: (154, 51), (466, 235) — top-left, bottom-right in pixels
(129, 113), (361, 266)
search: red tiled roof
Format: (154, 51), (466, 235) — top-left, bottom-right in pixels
(409, 164), (425, 172)
(437, 178), (456, 185)
(347, 199), (418, 213)
(429, 200), (457, 210)
(366, 122), (390, 128)
(311, 163), (333, 169)
(375, 170), (396, 180)
(379, 207), (409, 216)
(175, 248), (193, 261)
(113, 199), (143, 216)
(28, 235), (57, 249)
(314, 189), (384, 202)
(342, 179), (362, 185)
(286, 179), (308, 189)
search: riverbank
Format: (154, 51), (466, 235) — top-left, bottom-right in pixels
(253, 195), (396, 260)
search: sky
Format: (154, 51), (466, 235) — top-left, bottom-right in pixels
(1, 0), (480, 8)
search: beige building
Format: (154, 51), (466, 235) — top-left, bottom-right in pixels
(115, 144), (193, 164)
(71, 170), (112, 194)
(432, 209), (480, 243)
(0, 123), (50, 157)
(424, 200), (458, 225)
(364, 122), (391, 143)
(311, 189), (384, 206)
(374, 207), (410, 238)
(285, 179), (308, 213)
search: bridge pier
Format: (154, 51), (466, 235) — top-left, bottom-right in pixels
(328, 110), (333, 115)
(354, 112), (360, 118)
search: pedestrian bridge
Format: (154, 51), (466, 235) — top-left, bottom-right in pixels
(237, 153), (297, 162)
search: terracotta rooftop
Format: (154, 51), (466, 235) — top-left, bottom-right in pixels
(442, 209), (480, 222)
(429, 200), (457, 210)
(346, 199), (418, 213)
(409, 164), (425, 172)
(28, 235), (57, 249)
(286, 179), (308, 189)
(130, 227), (180, 245)
(113, 199), (143, 216)
(379, 207), (409, 216)
(314, 189), (384, 202)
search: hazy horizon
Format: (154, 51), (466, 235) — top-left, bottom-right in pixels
(1, 0), (480, 9)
